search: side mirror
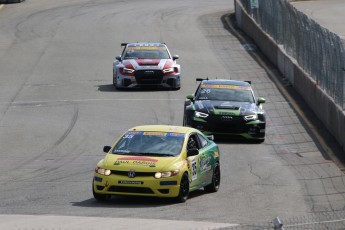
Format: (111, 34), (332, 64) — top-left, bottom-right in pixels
(172, 55), (179, 60)
(115, 56), (121, 61)
(257, 97), (266, 105)
(103, 146), (111, 153)
(186, 94), (194, 101)
(206, 135), (214, 141)
(187, 148), (199, 157)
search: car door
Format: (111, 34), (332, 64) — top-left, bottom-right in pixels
(186, 133), (202, 190)
(196, 133), (214, 187)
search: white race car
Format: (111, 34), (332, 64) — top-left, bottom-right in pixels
(113, 43), (181, 90)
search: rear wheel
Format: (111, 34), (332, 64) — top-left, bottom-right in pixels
(175, 174), (189, 203)
(204, 163), (220, 193)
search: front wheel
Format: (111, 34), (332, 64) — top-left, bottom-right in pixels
(175, 174), (189, 203)
(204, 163), (220, 193)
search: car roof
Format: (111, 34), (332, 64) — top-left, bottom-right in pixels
(201, 79), (251, 87)
(128, 125), (195, 134)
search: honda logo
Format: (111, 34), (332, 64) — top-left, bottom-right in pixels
(221, 116), (233, 121)
(128, 169), (136, 178)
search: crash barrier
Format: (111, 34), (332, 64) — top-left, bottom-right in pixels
(234, 0), (345, 152)
(222, 211), (345, 229)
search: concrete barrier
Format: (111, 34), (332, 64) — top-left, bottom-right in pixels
(234, 0), (345, 152)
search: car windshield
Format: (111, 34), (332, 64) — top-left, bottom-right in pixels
(196, 84), (254, 103)
(112, 131), (185, 156)
(123, 47), (170, 59)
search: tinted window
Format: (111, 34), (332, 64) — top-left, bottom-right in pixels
(112, 131), (185, 156)
(196, 84), (254, 103)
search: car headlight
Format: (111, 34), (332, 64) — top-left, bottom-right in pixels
(95, 166), (111, 176)
(244, 114), (258, 121)
(123, 67), (135, 74)
(195, 111), (209, 118)
(163, 67), (174, 74)
(154, 170), (180, 179)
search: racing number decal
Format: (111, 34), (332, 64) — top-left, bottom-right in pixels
(192, 159), (197, 181)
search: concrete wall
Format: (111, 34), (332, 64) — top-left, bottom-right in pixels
(235, 0), (345, 152)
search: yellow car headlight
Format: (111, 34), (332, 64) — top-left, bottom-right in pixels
(95, 166), (111, 176)
(154, 170), (180, 179)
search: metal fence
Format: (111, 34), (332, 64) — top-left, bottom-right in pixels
(216, 211), (345, 229)
(238, 0), (345, 110)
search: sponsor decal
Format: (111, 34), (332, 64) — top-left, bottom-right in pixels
(199, 155), (211, 173)
(143, 132), (166, 136)
(201, 84), (251, 90)
(191, 159), (197, 181)
(115, 157), (158, 167)
(219, 111), (237, 115)
(114, 160), (130, 165)
(117, 156), (158, 162)
(127, 46), (166, 50)
(196, 101), (204, 109)
(118, 180), (144, 185)
(214, 151), (219, 157)
(160, 181), (177, 186)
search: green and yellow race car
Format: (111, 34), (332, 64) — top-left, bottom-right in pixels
(93, 125), (220, 203)
(183, 79), (266, 141)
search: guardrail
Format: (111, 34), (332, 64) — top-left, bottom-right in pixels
(234, 0), (345, 152)
(237, 0), (345, 110)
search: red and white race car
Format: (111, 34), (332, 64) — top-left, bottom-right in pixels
(113, 43), (181, 90)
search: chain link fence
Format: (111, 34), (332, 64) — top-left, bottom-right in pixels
(238, 0), (345, 110)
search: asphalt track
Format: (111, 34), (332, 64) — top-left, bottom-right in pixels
(0, 0), (345, 229)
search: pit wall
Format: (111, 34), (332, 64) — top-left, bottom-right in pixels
(234, 0), (345, 152)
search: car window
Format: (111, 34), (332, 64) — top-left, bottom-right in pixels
(187, 134), (200, 150)
(112, 131), (185, 156)
(196, 86), (254, 103)
(123, 47), (170, 59)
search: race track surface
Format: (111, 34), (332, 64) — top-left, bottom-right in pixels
(1, 0), (345, 228)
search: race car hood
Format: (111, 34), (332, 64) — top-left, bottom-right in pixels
(194, 100), (257, 116)
(122, 59), (174, 70)
(102, 154), (181, 172)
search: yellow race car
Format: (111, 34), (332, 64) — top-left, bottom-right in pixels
(93, 125), (220, 202)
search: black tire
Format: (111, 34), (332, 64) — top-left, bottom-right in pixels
(113, 76), (117, 87)
(92, 181), (110, 201)
(204, 163), (220, 193)
(175, 174), (189, 203)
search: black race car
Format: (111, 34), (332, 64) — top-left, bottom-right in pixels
(183, 79), (266, 141)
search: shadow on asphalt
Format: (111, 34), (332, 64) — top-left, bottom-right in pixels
(97, 84), (180, 93)
(72, 189), (205, 208)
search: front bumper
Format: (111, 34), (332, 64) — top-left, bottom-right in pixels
(114, 70), (181, 89)
(189, 115), (265, 139)
(93, 173), (181, 198)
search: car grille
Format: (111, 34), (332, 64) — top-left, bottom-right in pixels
(108, 186), (154, 194)
(208, 115), (247, 133)
(134, 70), (163, 85)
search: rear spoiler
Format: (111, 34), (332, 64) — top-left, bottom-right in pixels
(121, 43), (128, 46)
(196, 77), (209, 82)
